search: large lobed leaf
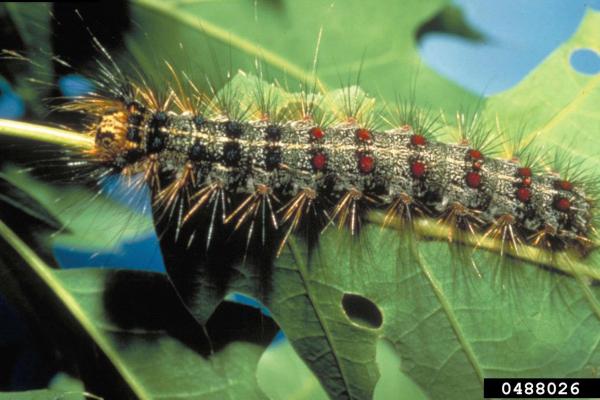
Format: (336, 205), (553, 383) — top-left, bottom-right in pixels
(160, 8), (600, 400)
(486, 10), (600, 169)
(1, 3), (599, 400)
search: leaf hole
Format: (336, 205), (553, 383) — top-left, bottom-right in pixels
(341, 293), (383, 329)
(570, 48), (600, 75)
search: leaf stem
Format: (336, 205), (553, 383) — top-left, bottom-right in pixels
(0, 119), (93, 148)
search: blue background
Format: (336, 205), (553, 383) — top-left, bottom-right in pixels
(420, 0), (600, 95)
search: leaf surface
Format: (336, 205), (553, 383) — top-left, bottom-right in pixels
(128, 0), (478, 113)
(0, 208), (276, 399)
(2, 166), (153, 253)
(163, 10), (600, 400)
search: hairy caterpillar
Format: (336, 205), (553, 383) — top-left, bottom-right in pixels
(34, 47), (596, 263)
(1, 33), (599, 279)
(2, 6), (600, 400)
(1, 4), (596, 273)
(1, 7), (598, 306)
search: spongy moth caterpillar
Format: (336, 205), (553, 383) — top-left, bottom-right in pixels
(2, 5), (594, 266)
(2, 7), (600, 400)
(2, 34), (598, 273)
(51, 59), (596, 261)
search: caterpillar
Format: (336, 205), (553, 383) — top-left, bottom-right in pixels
(48, 55), (596, 262)
(0, 4), (596, 271)
(2, 5), (600, 400)
(1, 14), (598, 286)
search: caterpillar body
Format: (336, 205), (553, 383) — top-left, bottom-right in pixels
(70, 76), (595, 258)
(2, 8), (600, 400)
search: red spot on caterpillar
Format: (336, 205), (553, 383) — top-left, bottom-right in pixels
(517, 187), (531, 202)
(554, 197), (571, 212)
(310, 127), (324, 140)
(358, 154), (374, 174)
(472, 160), (483, 171)
(558, 180), (573, 191)
(410, 134), (426, 146)
(356, 128), (371, 142)
(522, 176), (532, 187)
(410, 161), (426, 178)
(466, 171), (482, 188)
(312, 153), (327, 170)
(517, 167), (532, 178)
(468, 149), (482, 160)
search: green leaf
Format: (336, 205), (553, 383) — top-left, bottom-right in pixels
(3, 3), (51, 53)
(0, 373), (90, 400)
(127, 0), (478, 113)
(2, 2), (53, 116)
(0, 170), (61, 260)
(1, 165), (153, 252)
(179, 225), (600, 400)
(257, 338), (330, 400)
(486, 10), (600, 171)
(3, 1), (480, 118)
(485, 8), (600, 285)
(1, 4), (599, 400)
(0, 214), (277, 399)
(163, 11), (600, 400)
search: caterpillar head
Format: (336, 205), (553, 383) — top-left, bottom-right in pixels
(91, 99), (145, 164)
(95, 110), (127, 148)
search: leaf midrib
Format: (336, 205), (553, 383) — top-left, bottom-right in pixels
(417, 255), (485, 386)
(286, 238), (355, 399)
